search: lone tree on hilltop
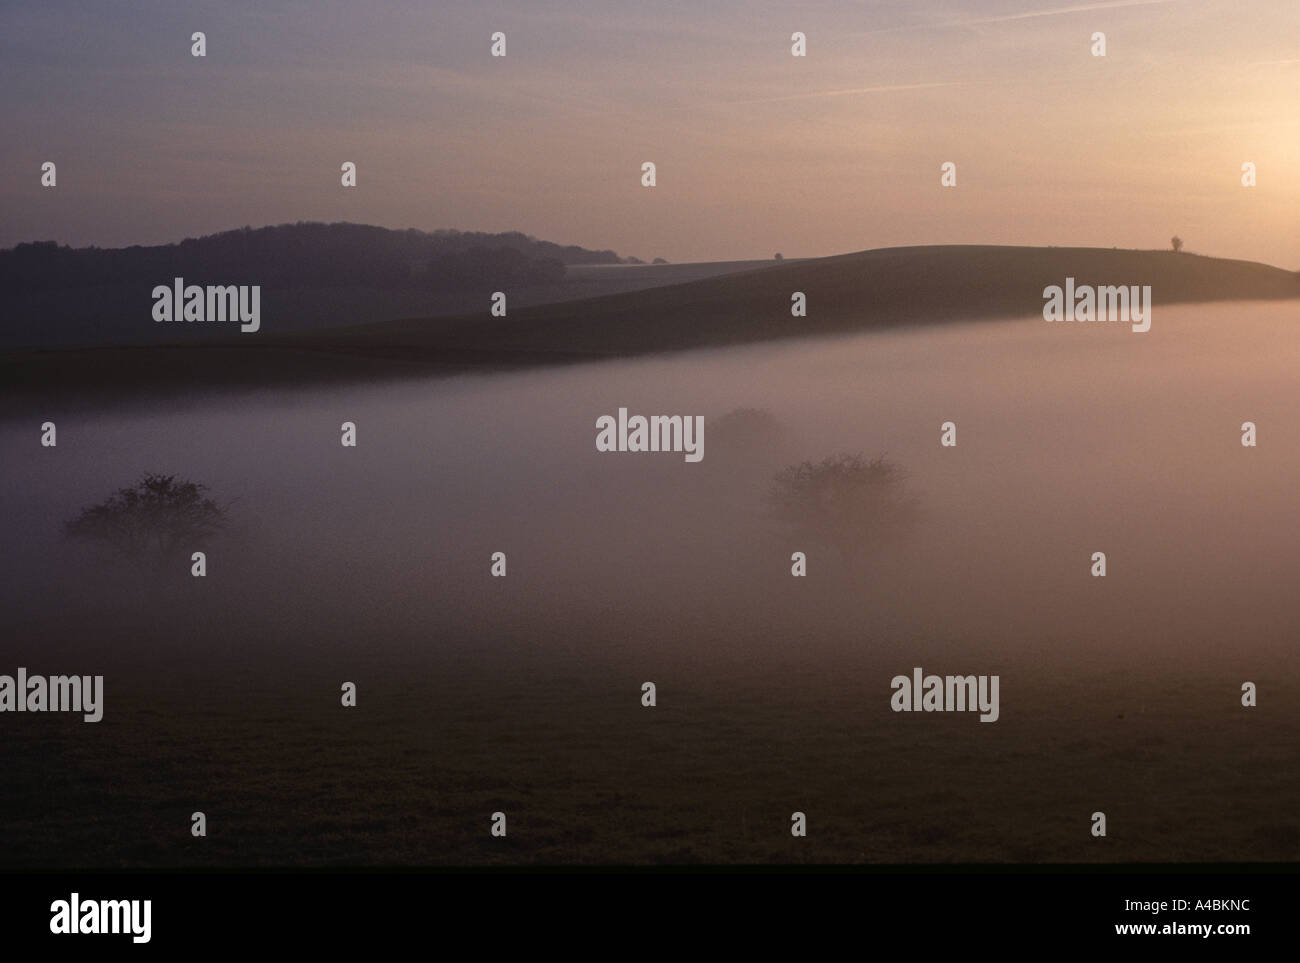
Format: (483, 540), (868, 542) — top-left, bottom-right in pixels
(1171, 236), (1184, 253)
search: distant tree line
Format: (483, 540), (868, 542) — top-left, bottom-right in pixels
(0, 222), (626, 295)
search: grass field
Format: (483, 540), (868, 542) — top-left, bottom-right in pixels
(4, 633), (1294, 868)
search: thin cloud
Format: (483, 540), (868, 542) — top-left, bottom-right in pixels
(1146, 118), (1300, 136)
(852, 0), (1182, 35)
(723, 81), (966, 106)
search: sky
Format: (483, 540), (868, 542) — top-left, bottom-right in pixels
(2, 0), (1298, 265)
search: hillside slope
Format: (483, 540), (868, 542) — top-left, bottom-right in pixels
(4, 245), (1297, 400)
(276, 244), (1300, 357)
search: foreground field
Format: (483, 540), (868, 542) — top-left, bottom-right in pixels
(3, 636), (1295, 867)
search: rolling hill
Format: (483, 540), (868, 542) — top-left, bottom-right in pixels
(4, 244), (1297, 402)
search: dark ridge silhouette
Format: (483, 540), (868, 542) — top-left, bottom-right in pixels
(4, 244), (1298, 402)
(0, 222), (624, 347)
(0, 222), (620, 293)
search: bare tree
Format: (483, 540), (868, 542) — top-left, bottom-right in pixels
(768, 453), (920, 565)
(1171, 236), (1184, 253)
(64, 473), (232, 571)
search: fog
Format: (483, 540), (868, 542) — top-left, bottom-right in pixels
(5, 302), (1300, 681)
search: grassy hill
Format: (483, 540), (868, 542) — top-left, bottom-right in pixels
(4, 245), (1297, 401)
(301, 244), (1300, 358)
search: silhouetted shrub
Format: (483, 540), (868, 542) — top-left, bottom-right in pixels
(64, 473), (231, 571)
(768, 453), (920, 563)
